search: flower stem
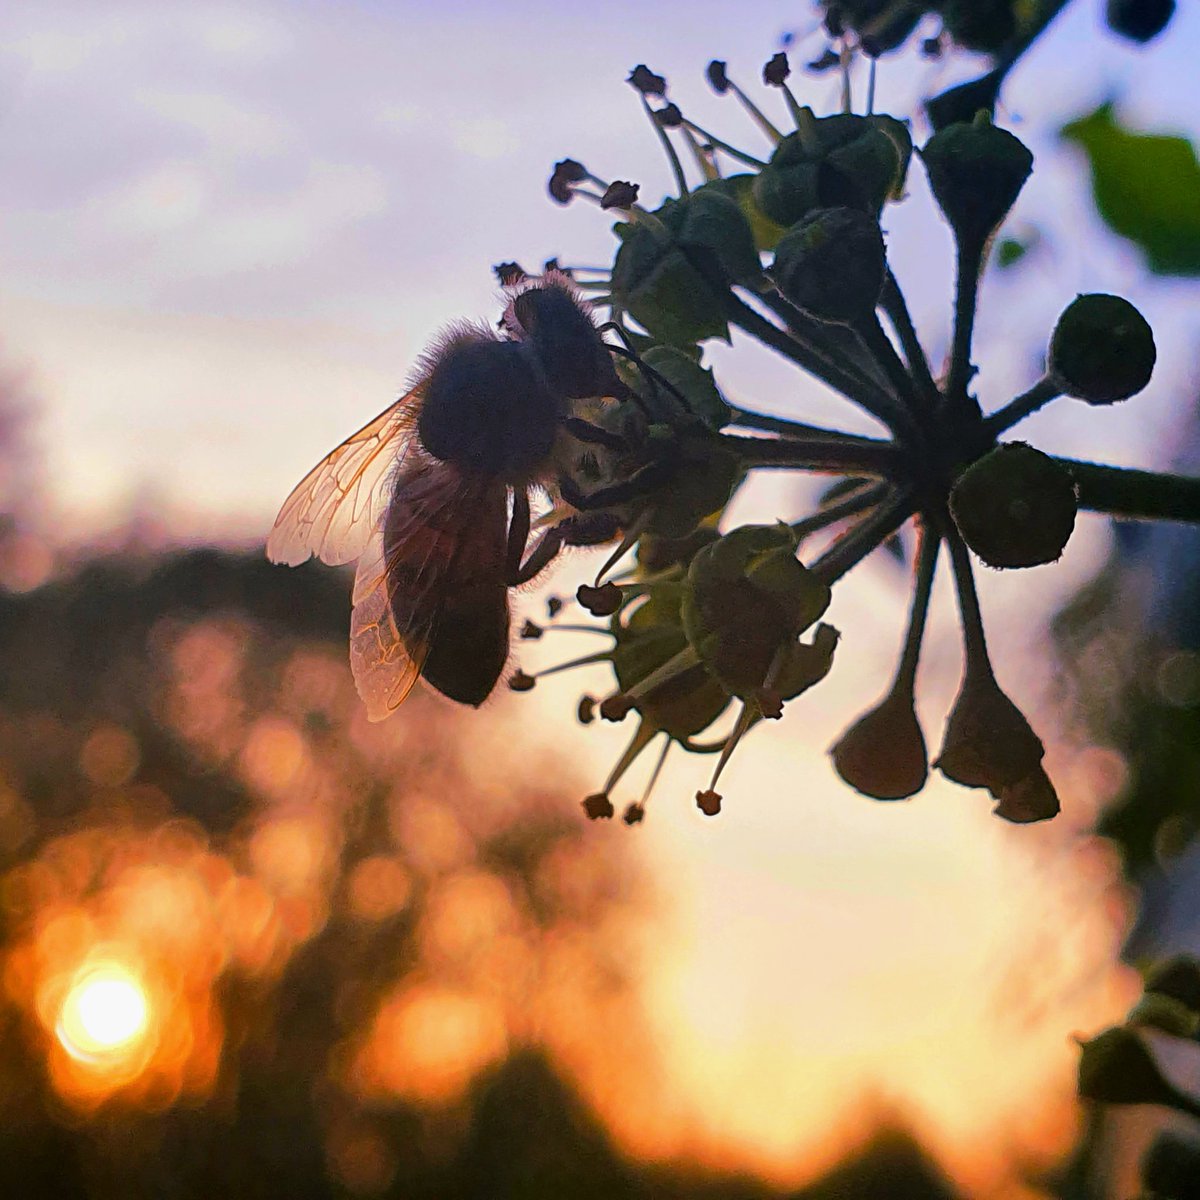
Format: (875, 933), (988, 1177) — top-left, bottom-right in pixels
(724, 294), (923, 443)
(880, 269), (940, 409)
(1054, 458), (1200, 524)
(895, 522), (939, 693)
(791, 482), (889, 539)
(725, 407), (888, 446)
(945, 235), (984, 419)
(983, 377), (1061, 436)
(642, 96), (689, 197)
(721, 433), (901, 476)
(810, 491), (914, 585)
(945, 525), (990, 670)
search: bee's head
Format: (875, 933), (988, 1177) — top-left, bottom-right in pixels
(502, 274), (623, 401)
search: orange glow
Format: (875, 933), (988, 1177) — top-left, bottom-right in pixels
(57, 961), (150, 1062)
(352, 984), (508, 1105)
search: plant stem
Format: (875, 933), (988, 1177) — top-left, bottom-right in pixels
(726, 407), (888, 446)
(758, 288), (895, 398)
(721, 433), (901, 476)
(1053, 458), (1200, 524)
(856, 313), (927, 418)
(946, 235), (984, 419)
(725, 294), (923, 443)
(880, 269), (940, 409)
(810, 491), (914, 585)
(945, 526), (990, 668)
(984, 377), (1061, 436)
(895, 522), (939, 693)
(791, 482), (889, 538)
(642, 96), (689, 197)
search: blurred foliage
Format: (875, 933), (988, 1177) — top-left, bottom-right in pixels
(1061, 102), (1200, 276)
(0, 546), (959, 1198)
(1053, 527), (1200, 871)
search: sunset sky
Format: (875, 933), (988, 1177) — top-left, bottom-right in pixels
(3, 1), (1200, 1193)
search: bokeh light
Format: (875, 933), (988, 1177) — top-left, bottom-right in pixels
(56, 960), (150, 1063)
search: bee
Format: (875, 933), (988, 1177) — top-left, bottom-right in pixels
(266, 273), (630, 718)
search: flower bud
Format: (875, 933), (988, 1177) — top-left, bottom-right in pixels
(1048, 293), (1156, 405)
(508, 669), (536, 692)
(622, 802), (646, 825)
(520, 619), (543, 640)
(753, 113), (910, 226)
(1077, 1027), (1185, 1108)
(772, 207), (886, 324)
(920, 115), (1033, 248)
(696, 789), (723, 816)
(830, 686), (928, 800)
(682, 524), (831, 699)
(949, 442), (1078, 569)
(611, 186), (760, 347)
(990, 763), (1060, 824)
(582, 793), (615, 820)
(578, 695), (597, 725)
(1107, 0), (1175, 43)
(935, 668), (1044, 791)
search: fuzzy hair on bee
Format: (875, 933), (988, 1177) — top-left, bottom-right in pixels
(266, 272), (628, 717)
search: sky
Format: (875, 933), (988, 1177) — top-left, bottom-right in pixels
(2, 1), (1200, 1193)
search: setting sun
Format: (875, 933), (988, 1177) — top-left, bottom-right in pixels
(56, 963), (151, 1062)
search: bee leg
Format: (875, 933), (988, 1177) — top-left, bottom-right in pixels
(511, 526), (568, 586)
(507, 487), (533, 579)
(561, 416), (629, 452)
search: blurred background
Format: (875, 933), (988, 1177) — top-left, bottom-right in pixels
(0, 2), (1198, 1196)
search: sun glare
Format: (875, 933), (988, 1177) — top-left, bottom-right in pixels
(57, 963), (151, 1062)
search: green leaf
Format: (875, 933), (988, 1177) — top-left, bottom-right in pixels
(1061, 102), (1200, 276)
(996, 236), (1030, 268)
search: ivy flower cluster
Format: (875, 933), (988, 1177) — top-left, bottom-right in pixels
(500, 49), (1200, 827)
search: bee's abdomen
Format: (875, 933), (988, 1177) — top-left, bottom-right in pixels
(419, 339), (560, 480)
(383, 472), (510, 707)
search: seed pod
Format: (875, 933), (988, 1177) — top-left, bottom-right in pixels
(772, 207), (887, 324)
(1048, 293), (1156, 405)
(935, 668), (1044, 791)
(949, 442), (1078, 569)
(830, 685), (928, 800)
(920, 114), (1033, 248)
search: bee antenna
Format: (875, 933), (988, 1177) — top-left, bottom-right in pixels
(600, 336), (695, 419)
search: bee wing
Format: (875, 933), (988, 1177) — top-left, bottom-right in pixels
(348, 516), (427, 720)
(266, 388), (422, 568)
(348, 466), (509, 720)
